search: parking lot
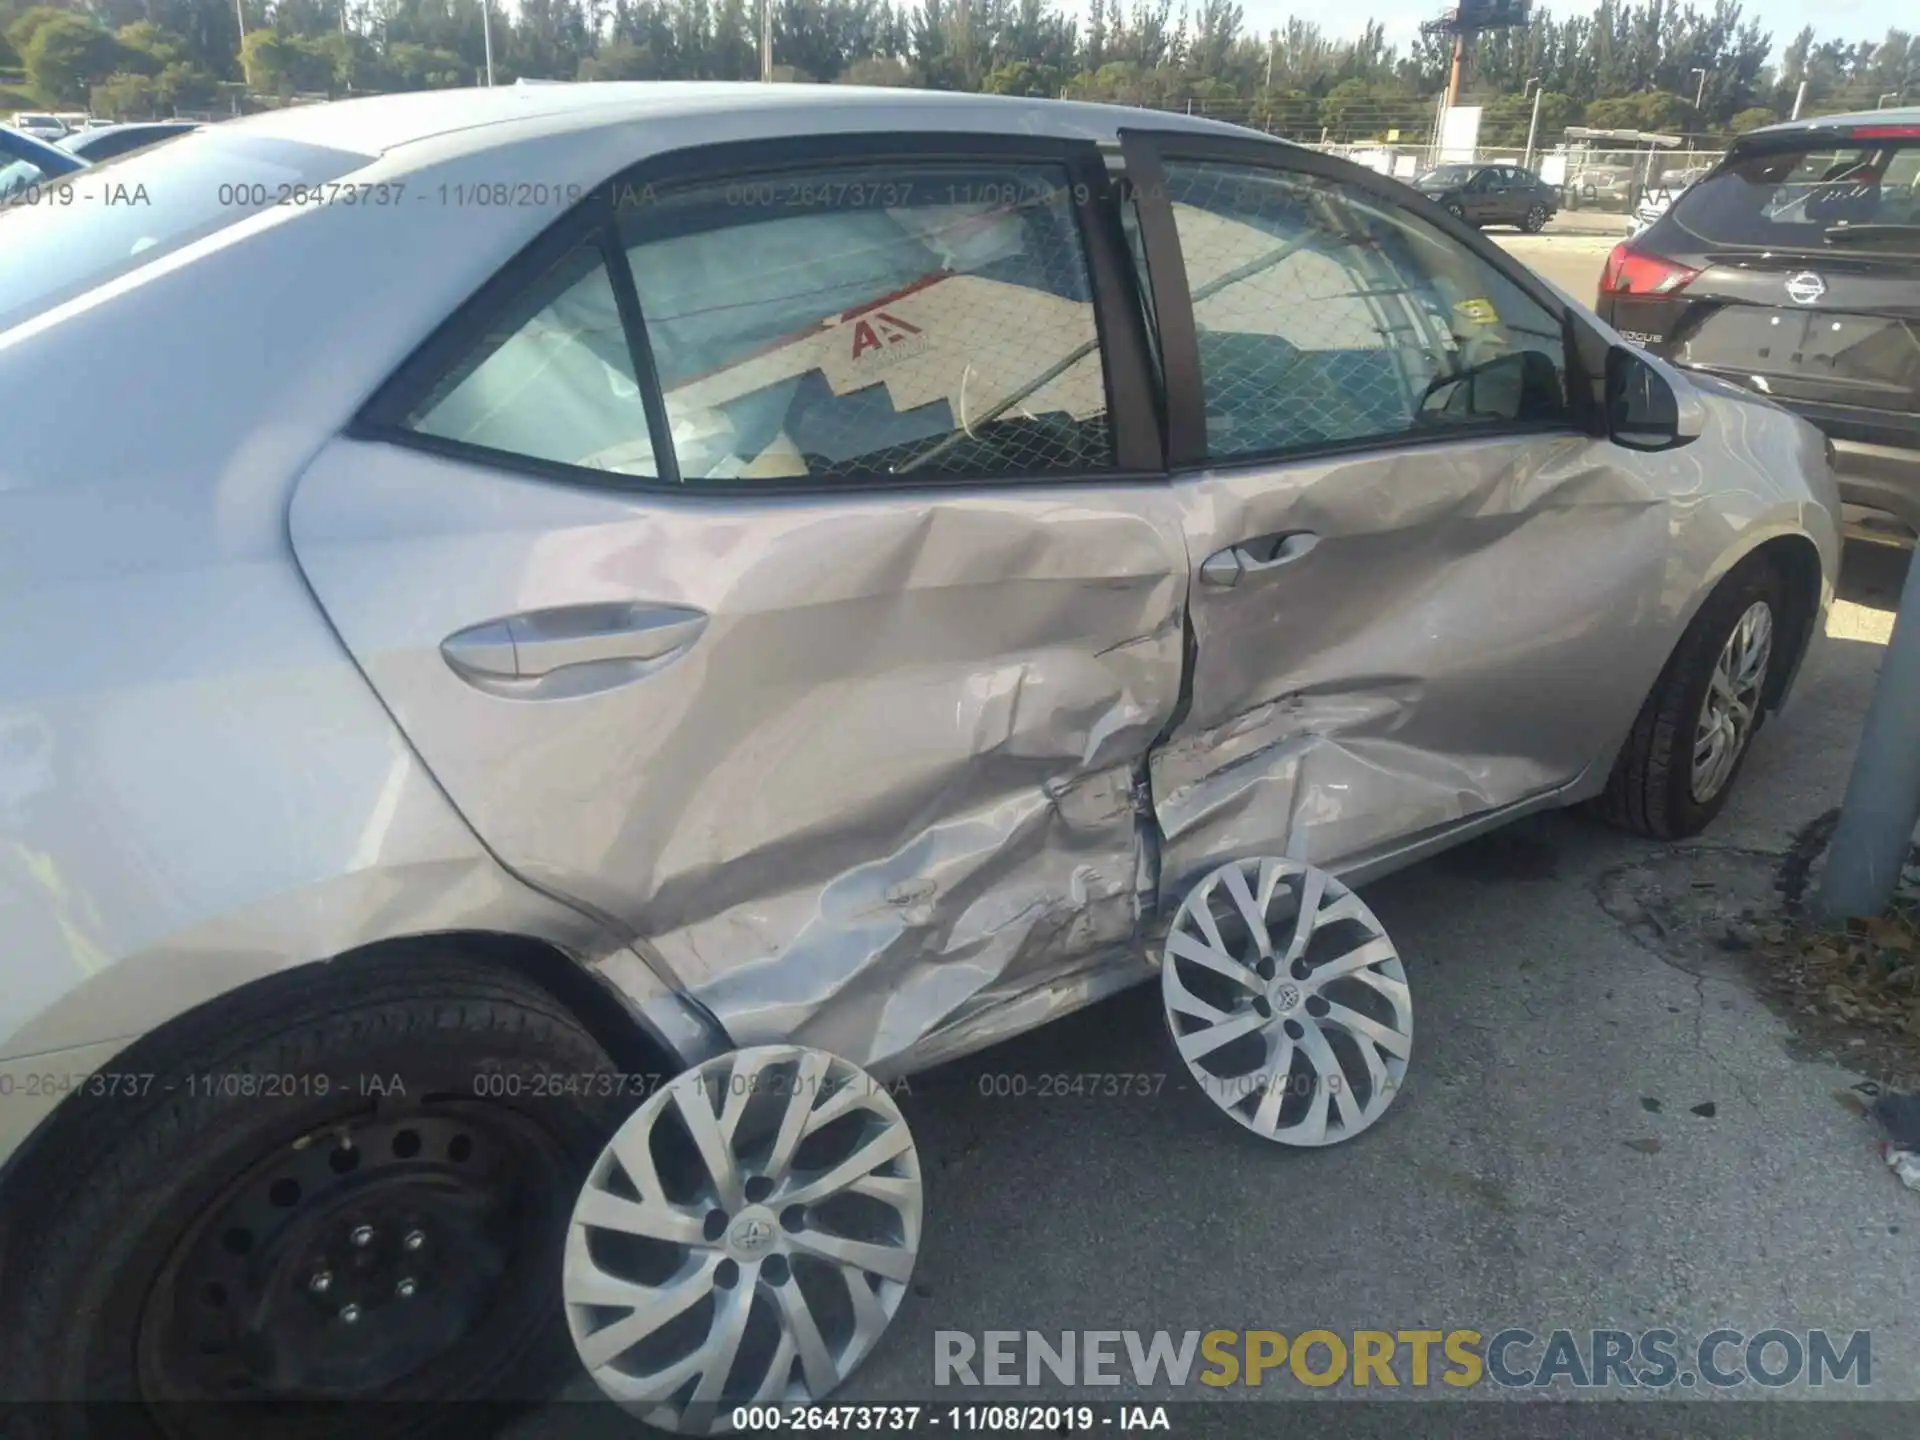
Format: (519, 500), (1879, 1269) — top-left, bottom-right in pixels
(516, 234), (1920, 1428)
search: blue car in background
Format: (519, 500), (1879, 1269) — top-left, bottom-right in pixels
(0, 123), (89, 204)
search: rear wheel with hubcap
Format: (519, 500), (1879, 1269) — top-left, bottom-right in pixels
(1521, 203), (1549, 232)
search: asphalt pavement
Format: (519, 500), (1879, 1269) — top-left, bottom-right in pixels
(515, 238), (1919, 1434)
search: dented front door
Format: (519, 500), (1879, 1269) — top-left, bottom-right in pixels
(1120, 133), (1674, 896)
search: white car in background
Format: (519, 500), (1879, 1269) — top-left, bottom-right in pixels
(8, 111), (68, 141)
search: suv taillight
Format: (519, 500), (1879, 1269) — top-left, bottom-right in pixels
(1600, 241), (1700, 298)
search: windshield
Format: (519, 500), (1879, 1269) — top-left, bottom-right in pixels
(1418, 166), (1475, 187)
(0, 129), (370, 334)
(1669, 137), (1920, 253)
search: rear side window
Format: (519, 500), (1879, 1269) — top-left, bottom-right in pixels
(614, 160), (1112, 484)
(407, 242), (656, 478)
(1671, 138), (1920, 252)
(0, 131), (370, 334)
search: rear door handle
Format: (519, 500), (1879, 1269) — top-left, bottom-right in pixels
(1199, 531), (1320, 588)
(442, 602), (708, 686)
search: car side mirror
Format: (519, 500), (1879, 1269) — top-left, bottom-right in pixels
(1604, 345), (1703, 451)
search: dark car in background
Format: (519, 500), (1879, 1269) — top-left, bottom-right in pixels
(1598, 110), (1920, 538)
(1413, 162), (1559, 231)
(58, 120), (200, 163)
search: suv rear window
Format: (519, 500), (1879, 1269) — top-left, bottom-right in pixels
(1669, 135), (1920, 253)
(0, 130), (370, 333)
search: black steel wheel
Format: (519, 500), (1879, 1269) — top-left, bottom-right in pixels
(0, 954), (632, 1440)
(135, 1102), (569, 1407)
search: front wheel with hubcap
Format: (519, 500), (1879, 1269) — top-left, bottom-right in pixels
(1595, 556), (1787, 839)
(564, 1046), (921, 1434)
(0, 957), (625, 1440)
(1521, 203), (1549, 232)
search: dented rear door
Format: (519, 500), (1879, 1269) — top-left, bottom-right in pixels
(1120, 132), (1672, 896)
(295, 134), (1185, 1072)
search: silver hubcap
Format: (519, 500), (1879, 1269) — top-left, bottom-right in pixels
(564, 1046), (921, 1432)
(1162, 858), (1412, 1146)
(1690, 600), (1772, 804)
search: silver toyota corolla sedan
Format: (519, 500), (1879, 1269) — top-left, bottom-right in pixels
(0, 83), (1837, 1432)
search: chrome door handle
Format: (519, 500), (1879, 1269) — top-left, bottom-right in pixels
(442, 603), (708, 684)
(1198, 531), (1321, 588)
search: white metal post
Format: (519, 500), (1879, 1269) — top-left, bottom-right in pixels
(1791, 81), (1807, 120)
(481, 0), (495, 85)
(760, 0), (773, 81)
(1523, 81), (1543, 172)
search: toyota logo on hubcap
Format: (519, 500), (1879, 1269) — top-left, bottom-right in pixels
(1785, 271), (1826, 305)
(729, 1217), (774, 1254)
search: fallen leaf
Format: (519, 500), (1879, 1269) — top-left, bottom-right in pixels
(1640, 1097), (1662, 1113)
(1690, 1101), (1717, 1118)
(1624, 1137), (1663, 1155)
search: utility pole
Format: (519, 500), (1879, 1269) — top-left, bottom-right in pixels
(760, 0), (773, 82)
(1445, 33), (1466, 110)
(1815, 550), (1920, 921)
(481, 0), (494, 85)
(1522, 76), (1543, 171)
(1791, 80), (1807, 119)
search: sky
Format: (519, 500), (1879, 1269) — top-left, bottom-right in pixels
(1061, 0), (1908, 60)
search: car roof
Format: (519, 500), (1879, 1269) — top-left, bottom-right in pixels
(59, 121), (198, 148)
(213, 82), (1260, 159)
(1748, 106), (1920, 137)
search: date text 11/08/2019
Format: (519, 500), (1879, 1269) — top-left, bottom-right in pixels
(731, 1406), (1171, 1432)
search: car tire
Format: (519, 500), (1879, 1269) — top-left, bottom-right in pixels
(0, 953), (627, 1439)
(1521, 203), (1549, 233)
(1444, 201), (1466, 222)
(1594, 556), (1787, 840)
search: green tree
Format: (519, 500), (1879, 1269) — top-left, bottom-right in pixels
(1584, 88), (1688, 132)
(578, 37), (664, 78)
(1727, 104), (1776, 133)
(979, 57), (1057, 95)
(837, 54), (915, 83)
(89, 69), (161, 117)
(5, 5), (68, 64)
(23, 13), (125, 105)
